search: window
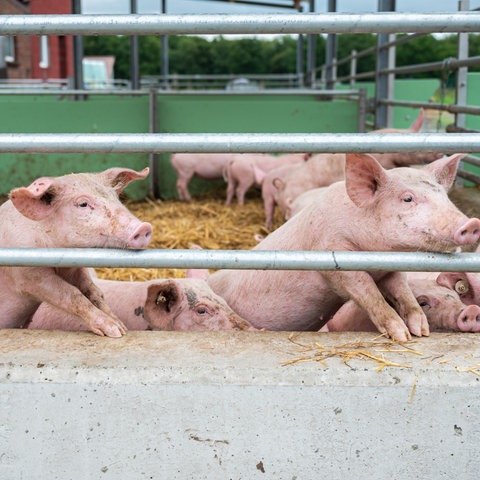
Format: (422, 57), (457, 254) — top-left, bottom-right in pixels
(39, 35), (49, 69)
(4, 36), (15, 63)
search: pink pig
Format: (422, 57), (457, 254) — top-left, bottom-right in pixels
(0, 167), (153, 338)
(30, 277), (255, 332)
(324, 272), (480, 333)
(268, 110), (443, 229)
(170, 153), (236, 202)
(370, 109), (444, 168)
(208, 153), (480, 341)
(225, 153), (308, 206)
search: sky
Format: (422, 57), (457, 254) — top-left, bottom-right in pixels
(81, 0), (480, 15)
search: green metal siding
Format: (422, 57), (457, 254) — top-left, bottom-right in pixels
(0, 93), (359, 199)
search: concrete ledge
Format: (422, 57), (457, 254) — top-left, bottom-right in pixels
(1, 330), (479, 479)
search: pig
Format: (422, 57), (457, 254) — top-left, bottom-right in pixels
(170, 153), (236, 202)
(0, 167), (153, 338)
(208, 153), (480, 341)
(225, 153), (308, 206)
(435, 271), (480, 306)
(267, 110), (443, 228)
(323, 272), (480, 333)
(270, 153), (345, 223)
(285, 187), (327, 221)
(370, 109), (444, 168)
(30, 277), (256, 331)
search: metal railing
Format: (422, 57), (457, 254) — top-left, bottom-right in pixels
(0, 12), (480, 272)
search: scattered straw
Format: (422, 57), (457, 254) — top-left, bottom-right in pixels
(282, 335), (415, 371)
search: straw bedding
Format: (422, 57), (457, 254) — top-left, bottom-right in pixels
(96, 189), (283, 281)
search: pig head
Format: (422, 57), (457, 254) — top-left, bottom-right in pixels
(0, 167), (152, 337)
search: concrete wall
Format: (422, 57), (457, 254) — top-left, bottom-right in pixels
(1, 330), (479, 479)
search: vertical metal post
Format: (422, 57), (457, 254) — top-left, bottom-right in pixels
(71, 0), (84, 98)
(149, 88), (160, 198)
(325, 0), (337, 90)
(130, 0), (140, 90)
(161, 0), (169, 89)
(456, 0), (469, 130)
(358, 88), (367, 133)
(306, 0), (316, 87)
(296, 34), (304, 87)
(375, 0), (396, 128)
(350, 49), (357, 89)
(455, 0), (470, 186)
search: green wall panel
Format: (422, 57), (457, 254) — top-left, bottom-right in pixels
(0, 95), (150, 198)
(0, 93), (359, 199)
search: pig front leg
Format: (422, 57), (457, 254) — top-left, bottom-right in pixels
(323, 270), (412, 341)
(377, 272), (430, 337)
(59, 267), (124, 326)
(21, 268), (126, 337)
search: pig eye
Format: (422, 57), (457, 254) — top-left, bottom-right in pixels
(402, 194), (414, 203)
(196, 306), (209, 315)
(75, 197), (91, 208)
(417, 297), (430, 309)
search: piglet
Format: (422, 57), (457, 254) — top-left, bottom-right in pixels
(208, 153), (480, 341)
(30, 277), (256, 332)
(225, 153), (308, 206)
(170, 153), (236, 202)
(324, 272), (480, 333)
(0, 167), (152, 337)
(370, 109), (444, 168)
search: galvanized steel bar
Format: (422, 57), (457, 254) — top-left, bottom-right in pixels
(0, 133), (478, 154)
(378, 98), (480, 116)
(0, 249), (479, 272)
(0, 13), (480, 36)
(0, 89), (358, 96)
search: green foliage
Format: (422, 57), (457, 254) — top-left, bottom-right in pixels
(83, 33), (480, 81)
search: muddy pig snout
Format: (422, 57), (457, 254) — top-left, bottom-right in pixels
(454, 218), (480, 246)
(457, 304), (480, 332)
(127, 222), (153, 249)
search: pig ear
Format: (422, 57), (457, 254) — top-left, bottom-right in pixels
(101, 167), (150, 193)
(272, 178), (285, 191)
(144, 280), (182, 330)
(9, 177), (58, 221)
(409, 108), (424, 132)
(345, 153), (388, 207)
(424, 154), (465, 191)
(436, 272), (474, 302)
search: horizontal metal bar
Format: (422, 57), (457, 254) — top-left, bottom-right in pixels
(457, 169), (480, 184)
(380, 56), (480, 75)
(379, 99), (480, 116)
(0, 249), (479, 272)
(0, 88), (357, 97)
(464, 154), (480, 167)
(0, 133), (478, 154)
(0, 89), (145, 96)
(0, 13), (479, 36)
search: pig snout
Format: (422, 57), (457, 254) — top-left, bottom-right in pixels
(457, 304), (480, 332)
(127, 222), (153, 249)
(454, 218), (480, 246)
